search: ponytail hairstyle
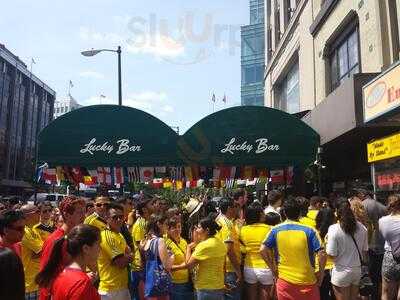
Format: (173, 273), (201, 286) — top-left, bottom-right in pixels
(36, 224), (100, 288)
(199, 216), (221, 237)
(316, 207), (336, 239)
(336, 200), (357, 236)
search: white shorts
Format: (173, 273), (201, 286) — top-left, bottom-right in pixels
(99, 288), (131, 300)
(331, 266), (362, 287)
(243, 266), (274, 285)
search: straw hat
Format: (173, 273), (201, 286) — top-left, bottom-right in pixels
(185, 198), (203, 217)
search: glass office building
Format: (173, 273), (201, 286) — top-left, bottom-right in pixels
(0, 44), (55, 191)
(241, 0), (265, 106)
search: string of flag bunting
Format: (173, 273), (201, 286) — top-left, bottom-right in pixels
(39, 165), (294, 189)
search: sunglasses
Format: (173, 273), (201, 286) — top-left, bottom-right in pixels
(8, 225), (25, 232)
(95, 203), (110, 208)
(111, 215), (124, 221)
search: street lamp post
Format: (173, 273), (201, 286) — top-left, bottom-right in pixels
(81, 46), (122, 106)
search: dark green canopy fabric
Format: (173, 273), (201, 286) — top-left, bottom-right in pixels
(178, 106), (320, 168)
(38, 105), (180, 167)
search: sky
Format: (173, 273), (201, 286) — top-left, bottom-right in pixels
(0, 0), (249, 132)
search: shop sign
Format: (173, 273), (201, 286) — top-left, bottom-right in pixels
(363, 61), (400, 122)
(220, 138), (280, 155)
(375, 170), (400, 191)
(367, 133), (400, 163)
(80, 138), (142, 156)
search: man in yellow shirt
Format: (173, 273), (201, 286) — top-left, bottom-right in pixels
(130, 197), (154, 300)
(216, 198), (242, 300)
(299, 196), (323, 229)
(260, 196), (326, 300)
(98, 203), (133, 300)
(20, 204), (43, 300)
(84, 196), (110, 230)
(34, 201), (55, 241)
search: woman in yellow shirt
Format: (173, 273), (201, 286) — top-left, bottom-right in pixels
(185, 216), (226, 300)
(240, 203), (273, 300)
(315, 207), (336, 300)
(165, 217), (193, 300)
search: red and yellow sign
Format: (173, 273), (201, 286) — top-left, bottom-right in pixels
(363, 62), (400, 122)
(367, 132), (400, 163)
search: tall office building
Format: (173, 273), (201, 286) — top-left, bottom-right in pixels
(0, 44), (55, 191)
(240, 0), (265, 106)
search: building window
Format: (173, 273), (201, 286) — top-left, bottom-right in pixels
(242, 64), (264, 85)
(56, 107), (59, 113)
(329, 28), (359, 91)
(275, 62), (299, 113)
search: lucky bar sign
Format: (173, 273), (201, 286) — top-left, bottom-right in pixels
(80, 138), (142, 155)
(221, 138), (280, 155)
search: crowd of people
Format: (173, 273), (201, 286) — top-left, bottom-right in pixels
(0, 188), (399, 300)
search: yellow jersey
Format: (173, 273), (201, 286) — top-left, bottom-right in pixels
(84, 213), (107, 230)
(21, 226), (43, 293)
(192, 237), (226, 290)
(240, 223), (271, 269)
(33, 223), (55, 242)
(299, 209), (319, 229)
(98, 229), (129, 292)
(131, 217), (148, 271)
(165, 237), (189, 284)
(264, 220), (323, 285)
(216, 214), (241, 273)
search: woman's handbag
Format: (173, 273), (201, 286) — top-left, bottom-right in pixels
(145, 238), (173, 297)
(350, 235), (374, 296)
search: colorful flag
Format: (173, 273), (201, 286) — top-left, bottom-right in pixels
(211, 93), (216, 102)
(127, 167), (140, 182)
(153, 178), (163, 189)
(175, 180), (183, 190)
(270, 169), (284, 184)
(213, 167), (221, 181)
(56, 166), (65, 183)
(113, 167), (124, 185)
(71, 167), (83, 184)
(88, 170), (98, 184)
(170, 167), (183, 180)
(286, 166), (294, 185)
(222, 94), (227, 104)
(43, 168), (57, 184)
(184, 166), (193, 181)
(155, 167), (167, 178)
(163, 179), (173, 189)
(219, 166), (236, 179)
(139, 167), (154, 183)
(97, 167), (112, 185)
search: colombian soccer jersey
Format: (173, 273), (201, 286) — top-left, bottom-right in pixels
(98, 229), (129, 292)
(84, 213), (107, 230)
(240, 223), (271, 268)
(21, 226), (43, 293)
(264, 220), (322, 285)
(131, 217), (148, 271)
(165, 237), (189, 283)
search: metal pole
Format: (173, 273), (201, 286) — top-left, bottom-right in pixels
(117, 46), (122, 106)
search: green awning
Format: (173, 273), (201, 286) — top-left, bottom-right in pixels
(38, 105), (180, 167)
(178, 106), (320, 168)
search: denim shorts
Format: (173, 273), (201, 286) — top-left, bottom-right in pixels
(196, 289), (224, 300)
(170, 282), (194, 300)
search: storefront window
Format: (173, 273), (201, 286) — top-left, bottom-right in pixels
(374, 157), (400, 192)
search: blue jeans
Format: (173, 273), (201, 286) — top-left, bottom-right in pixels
(130, 270), (145, 300)
(171, 282), (194, 300)
(196, 289), (224, 300)
(224, 272), (241, 300)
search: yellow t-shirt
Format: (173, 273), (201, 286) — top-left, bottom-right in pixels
(84, 213), (107, 230)
(192, 237), (226, 290)
(21, 226), (43, 293)
(240, 223), (271, 269)
(264, 220), (323, 285)
(33, 223), (55, 242)
(165, 237), (189, 284)
(299, 210), (319, 229)
(131, 217), (148, 271)
(216, 214), (241, 273)
(98, 229), (129, 292)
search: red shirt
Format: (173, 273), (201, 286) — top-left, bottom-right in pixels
(39, 228), (69, 300)
(0, 240), (22, 256)
(51, 268), (100, 300)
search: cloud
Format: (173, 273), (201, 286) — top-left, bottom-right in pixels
(79, 26), (185, 59)
(79, 71), (105, 79)
(82, 91), (174, 116)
